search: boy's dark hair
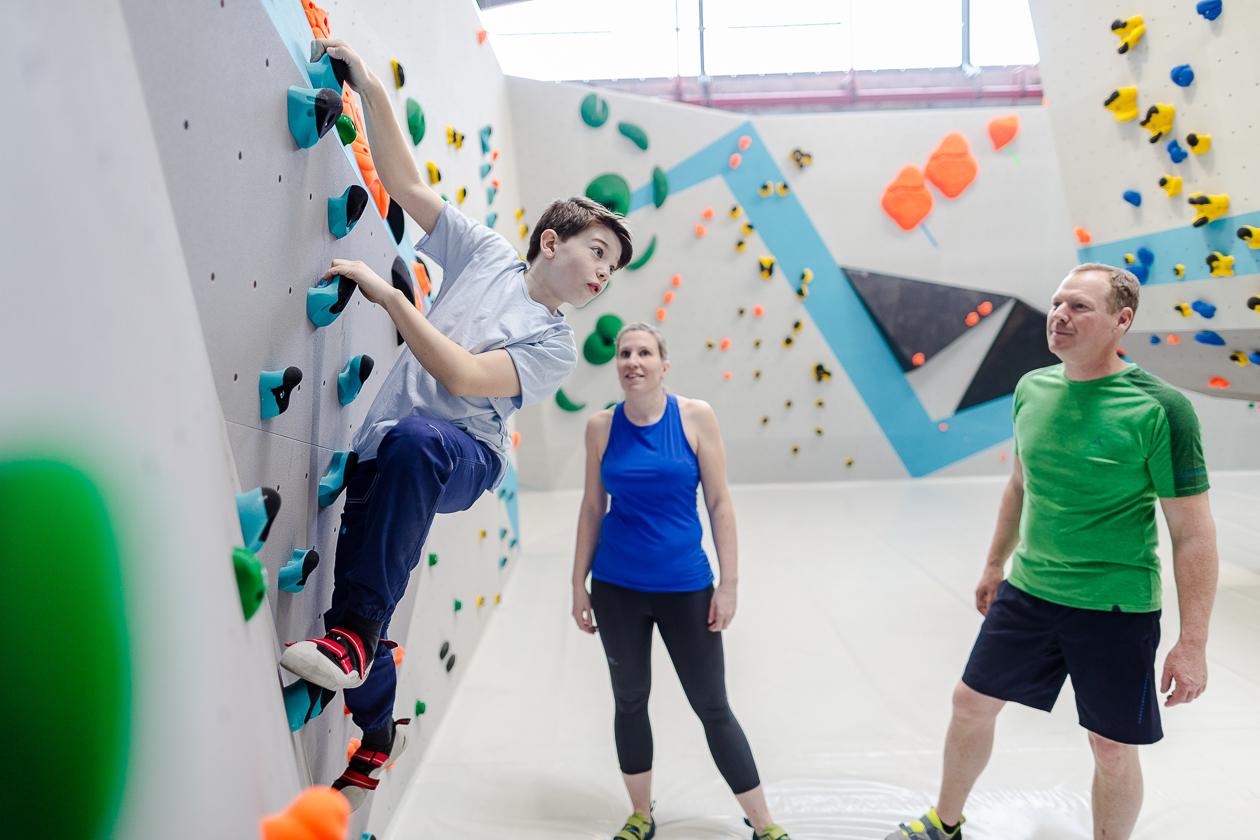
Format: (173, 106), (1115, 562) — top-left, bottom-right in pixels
(526, 196), (634, 270)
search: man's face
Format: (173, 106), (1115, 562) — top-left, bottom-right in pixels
(549, 225), (621, 307)
(1046, 271), (1131, 362)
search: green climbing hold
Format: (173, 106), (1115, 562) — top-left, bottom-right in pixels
(406, 98), (425, 146)
(585, 173), (631, 216)
(652, 166), (668, 208)
(618, 122), (649, 151)
(454, 599), (463, 612)
(335, 113), (357, 145)
(583, 313), (624, 365)
(555, 388), (587, 412)
(580, 92), (609, 127)
(627, 235), (656, 271)
(606, 401), (618, 409)
(232, 547), (266, 620)
(428, 552), (438, 566)
(415, 700), (426, 715)
(1, 459), (130, 840)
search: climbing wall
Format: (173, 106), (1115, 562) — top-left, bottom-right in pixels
(1027, 0), (1260, 400)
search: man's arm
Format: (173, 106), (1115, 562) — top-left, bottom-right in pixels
(1158, 491), (1218, 706)
(976, 455), (1024, 615)
(314, 40), (445, 232)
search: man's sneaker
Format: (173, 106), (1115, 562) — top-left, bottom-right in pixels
(886, 808), (964, 840)
(752, 824), (792, 840)
(332, 719), (410, 811)
(279, 625), (373, 691)
(613, 812), (654, 840)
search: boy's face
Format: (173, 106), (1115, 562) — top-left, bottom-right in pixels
(542, 225), (622, 306)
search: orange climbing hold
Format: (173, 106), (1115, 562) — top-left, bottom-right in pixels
(988, 115), (1020, 151)
(912, 352), (925, 366)
(1209, 376), (1231, 388)
(511, 431), (521, 449)
(1074, 226), (1092, 244)
(477, 29), (488, 44)
(738, 135), (752, 150)
(729, 153), (742, 169)
(702, 207), (715, 219)
(752, 304), (764, 317)
(342, 89), (390, 218)
(412, 262), (431, 297)
(655, 307), (667, 321)
(719, 337), (731, 350)
(965, 312), (980, 326)
(301, 0), (331, 39)
(977, 301), (993, 316)
(925, 132), (978, 199)
(346, 738), (360, 763)
(662, 291), (675, 304)
(939, 422), (949, 432)
(881, 165), (934, 231)
(695, 223), (707, 237)
(671, 274), (682, 287)
(1167, 335), (1181, 345)
(723, 371), (733, 380)
(259, 786), (351, 840)
(392, 645), (406, 666)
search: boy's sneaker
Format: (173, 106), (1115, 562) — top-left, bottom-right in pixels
(279, 625), (372, 691)
(752, 824), (792, 840)
(886, 808), (964, 840)
(333, 718), (410, 811)
(613, 812), (654, 840)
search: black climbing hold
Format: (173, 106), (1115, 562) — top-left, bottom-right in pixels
(446, 654), (456, 672)
(329, 56), (350, 87)
(392, 257), (416, 345)
(391, 59), (405, 89)
(387, 197), (405, 244)
(439, 641), (450, 659)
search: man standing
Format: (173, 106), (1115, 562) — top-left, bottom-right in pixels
(888, 263), (1219, 840)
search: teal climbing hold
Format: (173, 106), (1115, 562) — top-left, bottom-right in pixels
(581, 92), (609, 127)
(232, 547), (266, 620)
(307, 276), (356, 327)
(306, 54), (342, 92)
(583, 314), (624, 365)
(618, 122), (649, 151)
(279, 549), (320, 593)
(627, 235), (656, 271)
(556, 388), (587, 411)
(319, 451), (358, 507)
(283, 678), (335, 732)
(287, 86), (343, 149)
(328, 185), (369, 239)
(499, 556), (508, 568)
(480, 125), (492, 154)
(487, 186), (498, 205)
(259, 367), (302, 419)
(235, 486), (280, 553)
(337, 354), (375, 405)
(406, 98), (425, 145)
(480, 163), (492, 178)
(652, 166), (668, 208)
(500, 527), (508, 538)
(486, 212), (498, 228)
(585, 173), (631, 216)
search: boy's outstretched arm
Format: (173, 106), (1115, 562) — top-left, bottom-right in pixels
(322, 259), (521, 399)
(312, 39), (445, 233)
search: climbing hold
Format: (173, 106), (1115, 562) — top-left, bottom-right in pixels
(738, 135), (752, 150)
(759, 256), (775, 279)
(555, 388), (586, 412)
(327, 185), (369, 239)
(334, 114), (356, 145)
(259, 367), (302, 419)
(1137, 247), (1154, 267)
(1191, 300), (1217, 318)
(1168, 334), (1181, 344)
(387, 197), (405, 243)
(426, 161), (441, 185)
(702, 206), (715, 220)
(695, 223), (707, 237)
(1208, 376), (1231, 388)
(1206, 252), (1234, 276)
(1074, 226), (1092, 244)
(515, 208), (525, 221)
(337, 355), (375, 406)
(1103, 87), (1139, 121)
(730, 205), (742, 219)
(663, 292), (674, 304)
(776, 182), (791, 196)
(1186, 132), (1211, 154)
(1237, 226), (1260, 248)
(1189, 193), (1229, 227)
(583, 314), (623, 365)
(232, 547), (265, 620)
(719, 337), (731, 351)
(446, 655), (456, 672)
(655, 307), (667, 321)
(392, 257), (417, 343)
(479, 163), (492, 179)
(925, 132), (977, 199)
(477, 28), (488, 44)
(1230, 352), (1250, 366)
(475, 596), (484, 608)
(487, 186), (498, 205)
(580, 93), (609, 127)
(881, 165), (934, 230)
(965, 311), (981, 327)
(706, 340), (715, 349)
(387, 59), (405, 89)
(1111, 16), (1145, 54)
(742, 222), (755, 235)
(1196, 0), (1222, 20)
(1170, 64), (1195, 87)
(1131, 264), (1149, 284)
(446, 126), (464, 149)
(405, 98), (425, 145)
(987, 115), (1019, 151)
(305, 53), (344, 92)
(1150, 335), (1161, 345)
(259, 786), (350, 840)
(518, 223), (529, 239)
(279, 549), (320, 594)
(814, 364), (831, 381)
(1123, 190), (1142, 207)
(283, 679), (335, 732)
(1174, 303), (1192, 316)
(759, 181), (774, 197)
(486, 212), (498, 228)
(724, 152), (741, 169)
(783, 336), (794, 347)
(287, 86), (343, 149)
(479, 125), (492, 155)
(912, 352), (926, 366)
(454, 599), (462, 612)
(791, 446), (800, 454)
(1159, 176), (1182, 197)
(753, 339), (762, 348)
(499, 556), (508, 567)
(492, 150), (500, 161)
(790, 148), (814, 168)
(793, 320), (803, 332)
(586, 173), (631, 216)
(1173, 264), (1185, 277)
(235, 486), (280, 554)
(393, 645), (406, 666)
(814, 427), (824, 436)
(651, 166), (669, 208)
(1195, 331), (1226, 346)
(735, 240), (747, 253)
(671, 274), (682, 287)
(1251, 353), (1260, 365)
(627, 235), (656, 270)
(800, 268), (814, 286)
(939, 422), (949, 432)
(1139, 104), (1175, 143)
(429, 554), (439, 567)
(617, 122), (649, 150)
(318, 451), (358, 507)
(1167, 139), (1188, 163)
(456, 187), (467, 205)
(753, 304), (764, 317)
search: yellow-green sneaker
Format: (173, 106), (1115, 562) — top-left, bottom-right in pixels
(752, 823), (791, 840)
(887, 807), (964, 840)
(613, 812), (655, 840)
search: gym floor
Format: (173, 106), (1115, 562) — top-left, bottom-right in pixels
(388, 472), (1260, 839)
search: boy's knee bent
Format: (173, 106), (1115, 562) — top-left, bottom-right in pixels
(381, 417), (448, 463)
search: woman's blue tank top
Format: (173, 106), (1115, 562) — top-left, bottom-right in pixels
(591, 394), (713, 592)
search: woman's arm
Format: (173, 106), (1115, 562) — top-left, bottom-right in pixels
(684, 399), (738, 632)
(572, 410), (613, 633)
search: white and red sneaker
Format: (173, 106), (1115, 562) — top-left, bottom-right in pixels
(333, 719), (410, 811)
(279, 626), (372, 691)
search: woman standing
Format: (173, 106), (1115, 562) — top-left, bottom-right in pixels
(571, 323), (791, 840)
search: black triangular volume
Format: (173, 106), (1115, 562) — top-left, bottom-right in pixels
(391, 257), (415, 346)
(842, 267), (1012, 372)
(387, 197), (405, 244)
(955, 300), (1059, 412)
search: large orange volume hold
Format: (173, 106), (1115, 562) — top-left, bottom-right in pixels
(259, 786), (350, 840)
(302, 0), (330, 39)
(925, 132), (978, 199)
(881, 165), (934, 231)
(342, 90), (390, 218)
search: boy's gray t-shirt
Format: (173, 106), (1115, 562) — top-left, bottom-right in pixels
(350, 203), (576, 484)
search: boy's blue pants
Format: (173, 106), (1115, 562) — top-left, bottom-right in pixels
(324, 415), (500, 735)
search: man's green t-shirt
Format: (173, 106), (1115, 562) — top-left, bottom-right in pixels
(1009, 363), (1208, 612)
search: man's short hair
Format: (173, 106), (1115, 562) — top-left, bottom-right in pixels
(526, 197), (634, 270)
(1069, 262), (1140, 317)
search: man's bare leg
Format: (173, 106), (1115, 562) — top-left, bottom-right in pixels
(1088, 731), (1142, 840)
(935, 681), (1006, 825)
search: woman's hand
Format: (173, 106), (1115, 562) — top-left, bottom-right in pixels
(573, 585), (597, 634)
(708, 583), (737, 632)
(311, 38), (373, 93)
(321, 259), (397, 307)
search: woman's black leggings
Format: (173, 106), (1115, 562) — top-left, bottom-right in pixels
(590, 579), (760, 795)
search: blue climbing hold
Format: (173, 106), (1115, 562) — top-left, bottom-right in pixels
(286, 86), (343, 149)
(1249, 351), (1260, 365)
(1196, 0), (1222, 21)
(480, 163), (492, 178)
(1170, 64), (1195, 87)
(499, 556), (507, 568)
(306, 54), (343, 92)
(307, 276), (356, 327)
(1123, 190), (1142, 207)
(1190, 300), (1217, 319)
(235, 486), (280, 553)
(283, 679), (335, 732)
(337, 355), (375, 405)
(486, 212), (498, 228)
(487, 186), (497, 205)
(279, 549), (320, 593)
(1194, 331), (1225, 346)
(1167, 139), (1188, 163)
(259, 367), (302, 419)
(1136, 247), (1155, 266)
(318, 451), (358, 507)
(328, 185), (369, 239)
(499, 527), (508, 538)
(480, 126), (492, 154)
(1131, 264), (1149, 284)
(1149, 335), (1160, 344)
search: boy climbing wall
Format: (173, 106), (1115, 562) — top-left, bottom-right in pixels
(279, 38), (633, 810)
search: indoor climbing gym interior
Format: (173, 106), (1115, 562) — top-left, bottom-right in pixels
(7, 0), (1260, 838)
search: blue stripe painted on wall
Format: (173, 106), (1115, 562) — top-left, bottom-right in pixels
(631, 123), (1014, 476)
(1077, 209), (1260, 285)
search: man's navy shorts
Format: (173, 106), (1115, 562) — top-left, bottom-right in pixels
(962, 581), (1163, 745)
